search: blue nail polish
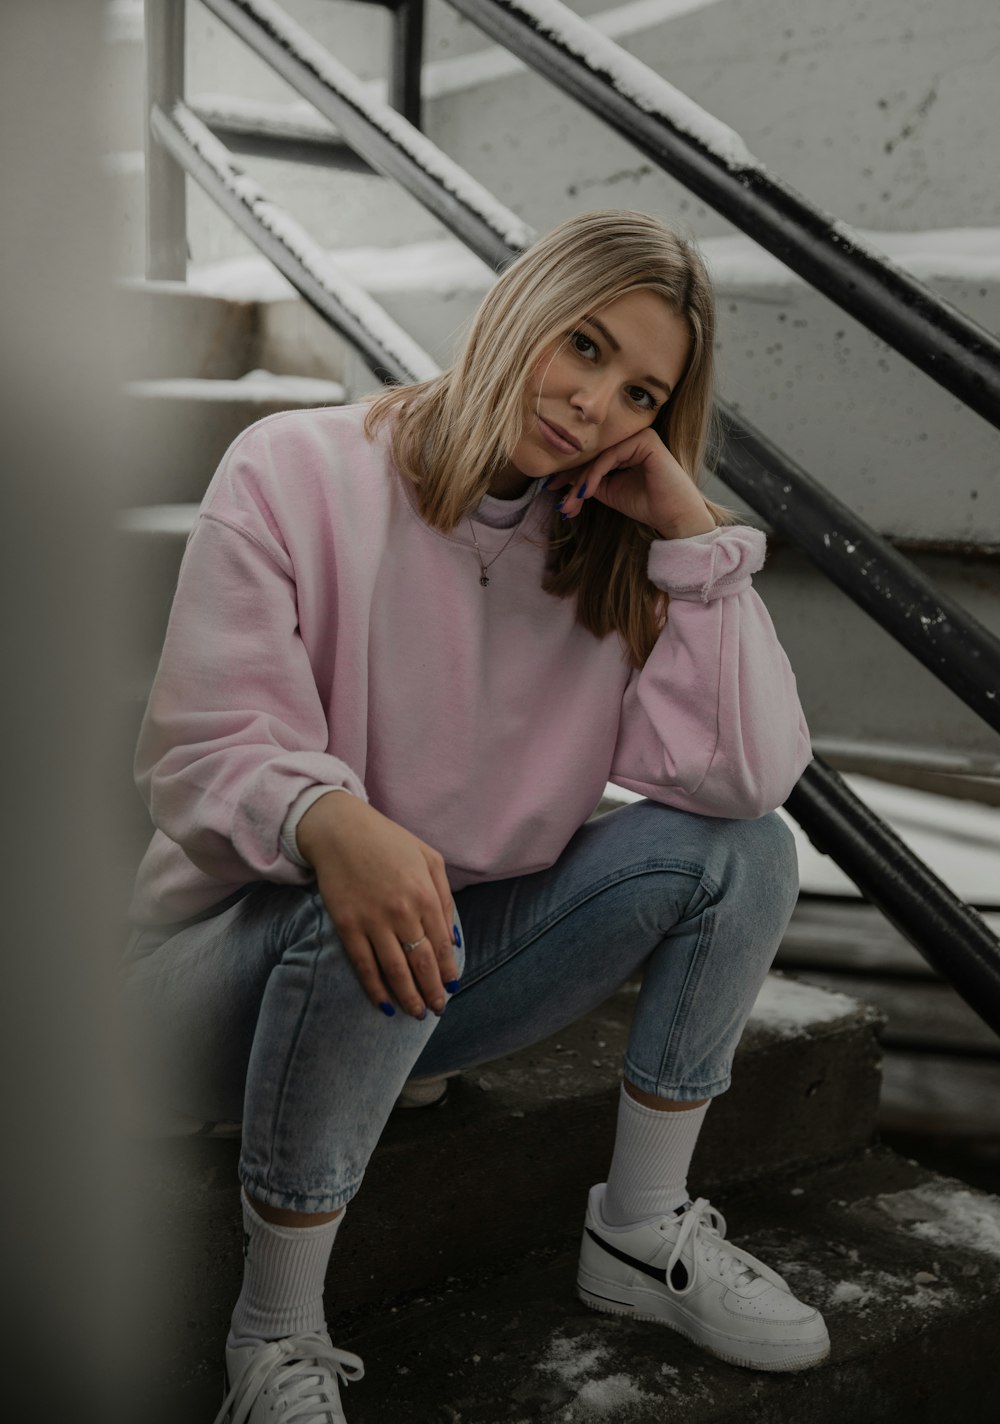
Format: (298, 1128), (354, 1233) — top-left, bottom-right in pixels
(579, 483), (587, 498)
(560, 512), (570, 520)
(417, 1008), (428, 1021)
(453, 925), (462, 948)
(556, 499), (564, 510)
(445, 980), (461, 994)
(379, 1002), (395, 1017)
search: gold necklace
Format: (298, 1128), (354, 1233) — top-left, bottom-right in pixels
(466, 518), (529, 586)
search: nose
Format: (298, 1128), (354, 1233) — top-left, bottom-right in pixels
(570, 373), (612, 425)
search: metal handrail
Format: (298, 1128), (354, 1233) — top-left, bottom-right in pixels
(717, 415), (1000, 737)
(197, 0), (533, 270)
(441, 0), (1000, 435)
(787, 758), (1000, 1037)
(151, 101), (438, 386)
(142, 0), (1000, 1035)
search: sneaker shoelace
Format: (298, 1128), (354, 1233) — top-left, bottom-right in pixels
(214, 1331), (365, 1424)
(666, 1197), (788, 1299)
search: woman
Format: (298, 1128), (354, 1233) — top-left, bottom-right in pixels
(122, 210), (828, 1423)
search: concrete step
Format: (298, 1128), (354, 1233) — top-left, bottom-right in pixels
(123, 972), (883, 1404)
(119, 370), (347, 505)
(130, 1146), (1000, 1422)
(112, 280), (259, 380)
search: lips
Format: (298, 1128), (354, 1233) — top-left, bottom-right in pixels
(537, 416), (582, 454)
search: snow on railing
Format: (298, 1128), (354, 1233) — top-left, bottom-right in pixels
(199, 0), (534, 264)
(156, 102), (440, 386)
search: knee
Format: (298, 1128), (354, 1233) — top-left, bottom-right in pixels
(746, 810), (798, 888)
(722, 810), (800, 934)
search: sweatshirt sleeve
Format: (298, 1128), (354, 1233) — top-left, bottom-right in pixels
(608, 525), (811, 818)
(133, 431), (368, 887)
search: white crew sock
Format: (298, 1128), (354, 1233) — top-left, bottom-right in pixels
(228, 1188), (344, 1347)
(601, 1085), (711, 1227)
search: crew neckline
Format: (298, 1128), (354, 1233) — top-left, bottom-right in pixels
(472, 480), (545, 528)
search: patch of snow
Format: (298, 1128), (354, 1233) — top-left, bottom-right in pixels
(572, 1374), (659, 1416)
(425, 0), (729, 102)
(875, 1184), (1000, 1262)
(538, 1332), (660, 1418)
(496, 0), (756, 171)
(699, 228), (1000, 287)
(104, 0), (143, 44)
(540, 1335), (611, 1384)
(829, 1280), (872, 1307)
(749, 974), (861, 1036)
(190, 91), (342, 142)
(115, 505), (200, 537)
(778, 1255), (957, 1314)
(102, 150), (145, 177)
(189, 239), (496, 303)
(125, 373), (349, 407)
(125, 371), (346, 403)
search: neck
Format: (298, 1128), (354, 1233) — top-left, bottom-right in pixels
(487, 462), (534, 500)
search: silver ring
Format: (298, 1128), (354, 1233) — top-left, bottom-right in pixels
(401, 935), (428, 954)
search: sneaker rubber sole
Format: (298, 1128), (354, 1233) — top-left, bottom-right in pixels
(577, 1266), (831, 1373)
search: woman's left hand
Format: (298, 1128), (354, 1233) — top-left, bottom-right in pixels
(549, 427), (717, 540)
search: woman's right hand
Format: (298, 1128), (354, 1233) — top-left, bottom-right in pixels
(296, 792), (461, 1019)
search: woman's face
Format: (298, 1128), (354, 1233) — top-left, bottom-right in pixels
(504, 288), (692, 487)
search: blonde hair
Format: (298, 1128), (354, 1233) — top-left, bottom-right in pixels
(365, 209), (731, 669)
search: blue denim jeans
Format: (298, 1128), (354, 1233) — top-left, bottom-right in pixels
(122, 800), (798, 1213)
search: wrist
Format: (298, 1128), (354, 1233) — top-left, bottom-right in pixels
(653, 507), (718, 540)
(296, 789), (356, 866)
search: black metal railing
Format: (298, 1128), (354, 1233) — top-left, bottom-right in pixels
(142, 0), (1000, 1035)
(717, 415), (1000, 737)
(151, 101), (438, 385)
(442, 0), (1000, 434)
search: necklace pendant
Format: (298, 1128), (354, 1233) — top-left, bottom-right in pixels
(480, 573), (490, 587)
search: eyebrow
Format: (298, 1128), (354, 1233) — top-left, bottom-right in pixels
(583, 316), (673, 397)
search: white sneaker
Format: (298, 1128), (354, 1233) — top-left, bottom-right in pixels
(395, 1071), (457, 1108)
(214, 1330), (364, 1423)
(577, 1184), (830, 1372)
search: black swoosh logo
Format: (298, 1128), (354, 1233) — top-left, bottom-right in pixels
(585, 1227), (688, 1291)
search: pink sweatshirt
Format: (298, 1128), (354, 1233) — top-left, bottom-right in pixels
(128, 403), (811, 927)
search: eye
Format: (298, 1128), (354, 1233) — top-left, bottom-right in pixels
(627, 386), (658, 412)
(570, 330), (598, 359)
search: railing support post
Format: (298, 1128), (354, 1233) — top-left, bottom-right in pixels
(390, 0), (424, 129)
(145, 0), (187, 279)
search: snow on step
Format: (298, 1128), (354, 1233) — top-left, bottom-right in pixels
(188, 238), (497, 303)
(115, 505), (201, 537)
(186, 226), (1000, 308)
(749, 974), (865, 1038)
(125, 370), (347, 403)
(873, 1181), (1000, 1262)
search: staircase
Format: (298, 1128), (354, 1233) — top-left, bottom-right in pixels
(127, 965), (1000, 1421)
(105, 1), (1000, 1417)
